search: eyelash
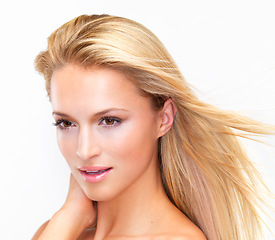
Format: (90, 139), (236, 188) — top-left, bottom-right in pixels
(99, 116), (122, 127)
(53, 116), (122, 130)
(53, 119), (75, 130)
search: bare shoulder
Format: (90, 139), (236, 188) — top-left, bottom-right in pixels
(154, 230), (206, 240)
(170, 220), (207, 240)
(106, 232), (206, 240)
(169, 231), (207, 240)
(146, 228), (206, 240)
(159, 206), (207, 240)
(153, 234), (206, 240)
(112, 214), (207, 240)
(32, 220), (50, 240)
(172, 220), (206, 239)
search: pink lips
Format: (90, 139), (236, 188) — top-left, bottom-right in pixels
(79, 166), (113, 183)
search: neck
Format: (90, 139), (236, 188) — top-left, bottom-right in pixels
(93, 161), (172, 239)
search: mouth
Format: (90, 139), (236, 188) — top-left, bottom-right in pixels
(79, 167), (113, 183)
(83, 168), (112, 175)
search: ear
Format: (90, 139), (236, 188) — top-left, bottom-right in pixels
(157, 98), (177, 138)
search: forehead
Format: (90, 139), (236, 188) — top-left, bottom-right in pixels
(51, 64), (137, 93)
(50, 64), (152, 115)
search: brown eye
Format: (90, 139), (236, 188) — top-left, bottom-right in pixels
(99, 117), (121, 127)
(54, 119), (75, 130)
(62, 120), (72, 128)
(105, 119), (115, 125)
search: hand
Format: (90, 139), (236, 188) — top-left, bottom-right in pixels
(34, 174), (96, 240)
(62, 173), (97, 229)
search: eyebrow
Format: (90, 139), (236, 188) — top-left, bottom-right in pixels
(52, 108), (129, 118)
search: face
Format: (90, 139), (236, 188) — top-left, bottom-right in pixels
(51, 64), (164, 201)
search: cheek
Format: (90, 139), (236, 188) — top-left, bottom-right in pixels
(56, 130), (77, 164)
(105, 121), (158, 168)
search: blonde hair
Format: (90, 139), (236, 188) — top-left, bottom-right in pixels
(35, 14), (274, 239)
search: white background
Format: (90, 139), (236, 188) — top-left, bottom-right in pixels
(0, 0), (274, 239)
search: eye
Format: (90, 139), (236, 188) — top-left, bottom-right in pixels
(53, 119), (76, 130)
(99, 116), (121, 127)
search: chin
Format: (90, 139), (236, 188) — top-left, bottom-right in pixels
(82, 184), (120, 202)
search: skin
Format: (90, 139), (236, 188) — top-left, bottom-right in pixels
(33, 64), (206, 240)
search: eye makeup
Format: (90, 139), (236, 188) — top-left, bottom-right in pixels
(53, 119), (76, 130)
(53, 115), (123, 130)
(98, 116), (122, 127)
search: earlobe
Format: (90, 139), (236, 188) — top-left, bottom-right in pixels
(158, 99), (177, 138)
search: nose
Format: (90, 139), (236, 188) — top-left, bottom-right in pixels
(76, 126), (101, 161)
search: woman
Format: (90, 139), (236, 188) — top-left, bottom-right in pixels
(33, 14), (273, 240)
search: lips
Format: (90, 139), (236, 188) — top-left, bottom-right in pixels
(79, 166), (113, 183)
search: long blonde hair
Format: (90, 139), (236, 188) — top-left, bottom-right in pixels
(35, 14), (274, 239)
